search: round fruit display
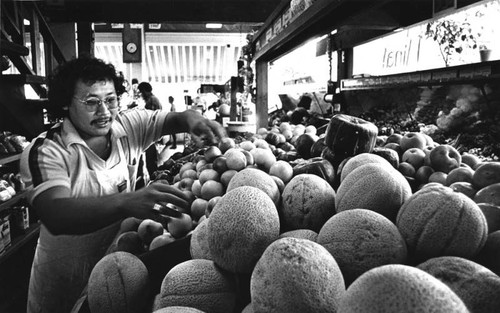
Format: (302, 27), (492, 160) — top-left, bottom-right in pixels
(417, 256), (500, 313)
(158, 259), (236, 313)
(250, 237), (345, 313)
(88, 252), (150, 313)
(207, 186), (280, 273)
(317, 209), (407, 286)
(336, 162), (412, 222)
(337, 264), (468, 313)
(281, 174), (336, 232)
(396, 184), (488, 262)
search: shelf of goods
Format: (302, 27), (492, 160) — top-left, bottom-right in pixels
(340, 60), (500, 91)
(0, 153), (40, 265)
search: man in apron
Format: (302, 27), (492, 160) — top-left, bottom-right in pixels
(20, 56), (225, 313)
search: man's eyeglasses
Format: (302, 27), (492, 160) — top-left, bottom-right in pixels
(73, 95), (119, 112)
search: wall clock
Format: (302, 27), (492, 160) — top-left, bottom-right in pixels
(126, 42), (137, 54)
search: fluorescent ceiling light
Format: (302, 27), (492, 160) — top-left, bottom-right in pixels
(206, 23), (222, 29)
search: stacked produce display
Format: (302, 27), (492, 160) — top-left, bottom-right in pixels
(84, 114), (500, 313)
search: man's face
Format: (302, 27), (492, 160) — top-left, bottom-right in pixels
(68, 79), (118, 140)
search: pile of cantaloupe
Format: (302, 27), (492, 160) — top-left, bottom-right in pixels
(86, 116), (500, 313)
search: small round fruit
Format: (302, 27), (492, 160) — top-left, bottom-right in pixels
(200, 180), (225, 200)
(268, 160), (294, 184)
(225, 148), (247, 171)
(445, 166), (474, 186)
(212, 156), (228, 174)
(204, 145), (222, 162)
(429, 144), (461, 174)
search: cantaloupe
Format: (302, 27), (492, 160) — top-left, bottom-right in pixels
(250, 237), (345, 313)
(396, 185), (488, 262)
(474, 231), (500, 276)
(226, 168), (280, 205)
(474, 182), (500, 206)
(340, 153), (391, 182)
(190, 218), (212, 260)
(417, 256), (500, 313)
(279, 229), (318, 242)
(208, 186), (280, 273)
(158, 259), (236, 313)
(336, 163), (412, 222)
(317, 209), (407, 286)
(88, 251), (150, 313)
(337, 264), (469, 312)
(477, 203), (500, 233)
(472, 162), (500, 189)
(280, 174), (336, 232)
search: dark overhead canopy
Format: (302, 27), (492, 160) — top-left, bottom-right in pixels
(38, 0), (284, 24)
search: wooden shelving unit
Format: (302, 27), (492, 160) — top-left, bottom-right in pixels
(0, 222), (40, 266)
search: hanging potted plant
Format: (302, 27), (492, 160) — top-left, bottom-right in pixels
(425, 19), (479, 66)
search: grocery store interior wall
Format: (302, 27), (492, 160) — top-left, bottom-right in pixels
(95, 32), (247, 107)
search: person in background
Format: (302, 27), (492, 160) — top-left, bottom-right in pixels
(165, 96), (178, 149)
(20, 56), (225, 313)
(138, 81), (163, 183)
(138, 82), (162, 111)
(128, 78), (140, 109)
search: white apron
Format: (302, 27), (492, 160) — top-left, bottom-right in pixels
(27, 139), (135, 313)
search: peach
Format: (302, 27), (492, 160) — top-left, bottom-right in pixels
(251, 147), (276, 173)
(415, 165), (435, 184)
(384, 142), (403, 158)
(198, 169), (220, 185)
(449, 182), (477, 199)
(201, 180), (225, 200)
(149, 233), (176, 251)
(212, 156), (228, 174)
(461, 152), (481, 169)
(178, 177), (195, 191)
(220, 169), (238, 187)
(402, 148), (426, 169)
(472, 162), (500, 189)
(271, 175), (285, 194)
(225, 148), (247, 171)
(191, 198), (209, 221)
(241, 150), (255, 166)
(400, 132), (427, 151)
(204, 145), (222, 162)
(166, 213), (193, 239)
(398, 162), (416, 177)
(429, 144), (461, 174)
(195, 159), (208, 173)
(206, 196), (222, 218)
(191, 180), (202, 198)
(239, 140), (256, 151)
(218, 137), (236, 154)
(385, 133), (403, 145)
(428, 171), (448, 185)
(179, 162), (196, 178)
(137, 219), (165, 245)
(474, 183), (500, 206)
(269, 160), (294, 184)
(445, 167), (474, 186)
(180, 169), (198, 180)
(477, 203), (500, 233)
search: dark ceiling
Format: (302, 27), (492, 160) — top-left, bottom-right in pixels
(37, 0), (284, 33)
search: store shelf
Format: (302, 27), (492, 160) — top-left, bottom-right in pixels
(0, 222), (40, 266)
(340, 60), (500, 91)
(0, 153), (21, 165)
(0, 188), (30, 214)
